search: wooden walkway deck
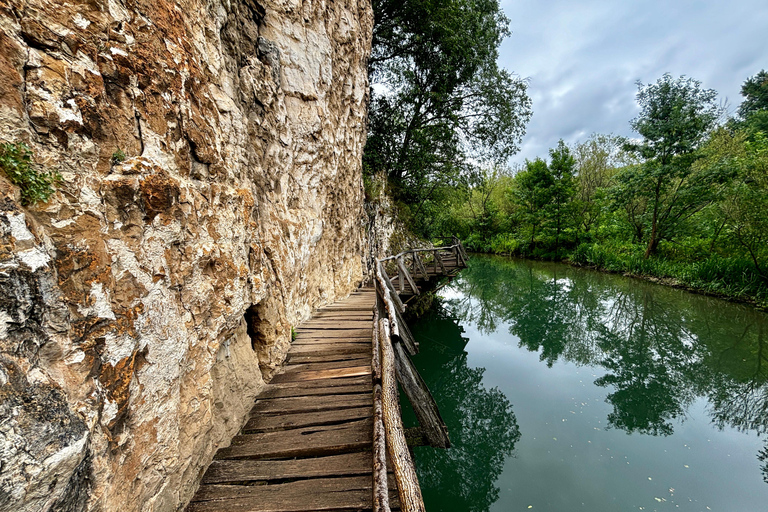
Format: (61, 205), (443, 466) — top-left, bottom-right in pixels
(187, 238), (468, 512)
(187, 288), (400, 512)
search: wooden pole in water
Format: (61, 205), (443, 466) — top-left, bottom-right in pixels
(379, 319), (425, 512)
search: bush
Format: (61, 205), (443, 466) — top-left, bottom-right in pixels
(569, 241), (768, 306)
(0, 142), (60, 205)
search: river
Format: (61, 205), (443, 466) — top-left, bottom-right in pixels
(404, 254), (768, 512)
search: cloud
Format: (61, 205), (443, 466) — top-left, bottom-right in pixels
(497, 0), (768, 164)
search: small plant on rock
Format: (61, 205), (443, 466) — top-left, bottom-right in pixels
(291, 327), (297, 341)
(111, 148), (126, 165)
(0, 142), (61, 205)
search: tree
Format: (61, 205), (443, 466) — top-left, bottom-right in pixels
(512, 158), (553, 251)
(720, 132), (768, 281)
(620, 74), (722, 257)
(738, 70), (768, 121)
(365, 0), (531, 216)
(466, 167), (507, 242)
(545, 140), (576, 257)
(573, 134), (630, 236)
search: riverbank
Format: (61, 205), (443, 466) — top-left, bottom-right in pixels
(463, 242), (768, 311)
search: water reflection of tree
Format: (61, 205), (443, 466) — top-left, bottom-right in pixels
(592, 290), (699, 435)
(410, 306), (521, 512)
(444, 256), (768, 443)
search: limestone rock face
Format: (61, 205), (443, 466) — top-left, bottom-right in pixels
(0, 0), (372, 510)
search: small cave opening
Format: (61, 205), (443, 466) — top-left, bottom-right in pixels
(244, 304), (267, 351)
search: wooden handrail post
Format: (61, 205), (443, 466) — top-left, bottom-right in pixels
(397, 255), (420, 296)
(378, 262), (405, 313)
(434, 250), (447, 274)
(414, 252), (429, 281)
(380, 319), (426, 512)
(372, 309), (390, 512)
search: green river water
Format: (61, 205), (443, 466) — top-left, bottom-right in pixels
(404, 254), (768, 512)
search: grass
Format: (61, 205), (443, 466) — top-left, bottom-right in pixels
(570, 242), (768, 308)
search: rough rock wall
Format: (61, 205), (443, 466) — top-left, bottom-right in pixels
(0, 0), (372, 510)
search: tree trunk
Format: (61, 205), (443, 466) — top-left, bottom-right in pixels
(644, 227), (659, 258)
(645, 178), (663, 259)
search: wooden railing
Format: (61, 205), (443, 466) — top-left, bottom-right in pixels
(371, 238), (468, 512)
(378, 236), (468, 298)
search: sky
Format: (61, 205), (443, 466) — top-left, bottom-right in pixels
(497, 0), (768, 164)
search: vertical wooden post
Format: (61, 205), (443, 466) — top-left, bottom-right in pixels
(434, 250), (447, 274)
(414, 252), (429, 281)
(397, 256), (420, 295)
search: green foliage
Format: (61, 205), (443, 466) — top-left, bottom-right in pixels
(0, 142), (61, 205)
(544, 140), (577, 258)
(738, 70), (768, 121)
(717, 131), (768, 281)
(573, 134), (630, 234)
(111, 148), (126, 165)
(291, 327), (297, 342)
(570, 241), (768, 306)
(366, 0), (531, 220)
(618, 74), (723, 257)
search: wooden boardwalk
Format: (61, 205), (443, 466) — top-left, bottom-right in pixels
(187, 238), (468, 512)
(187, 288), (400, 512)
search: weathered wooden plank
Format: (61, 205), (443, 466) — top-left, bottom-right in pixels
(301, 321), (374, 329)
(243, 406), (372, 433)
(291, 337), (370, 346)
(286, 343), (370, 356)
(257, 382), (370, 400)
(188, 476), (399, 512)
(312, 313), (373, 320)
(379, 319), (425, 512)
(281, 357), (371, 373)
(317, 306), (374, 311)
(286, 351), (371, 364)
(251, 393), (371, 415)
(295, 329), (372, 338)
(270, 365), (371, 384)
(201, 452), (372, 484)
(215, 418), (373, 460)
(267, 374), (371, 390)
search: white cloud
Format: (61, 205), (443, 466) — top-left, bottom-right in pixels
(497, 0), (768, 163)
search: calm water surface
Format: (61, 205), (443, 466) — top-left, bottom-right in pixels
(405, 255), (768, 512)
